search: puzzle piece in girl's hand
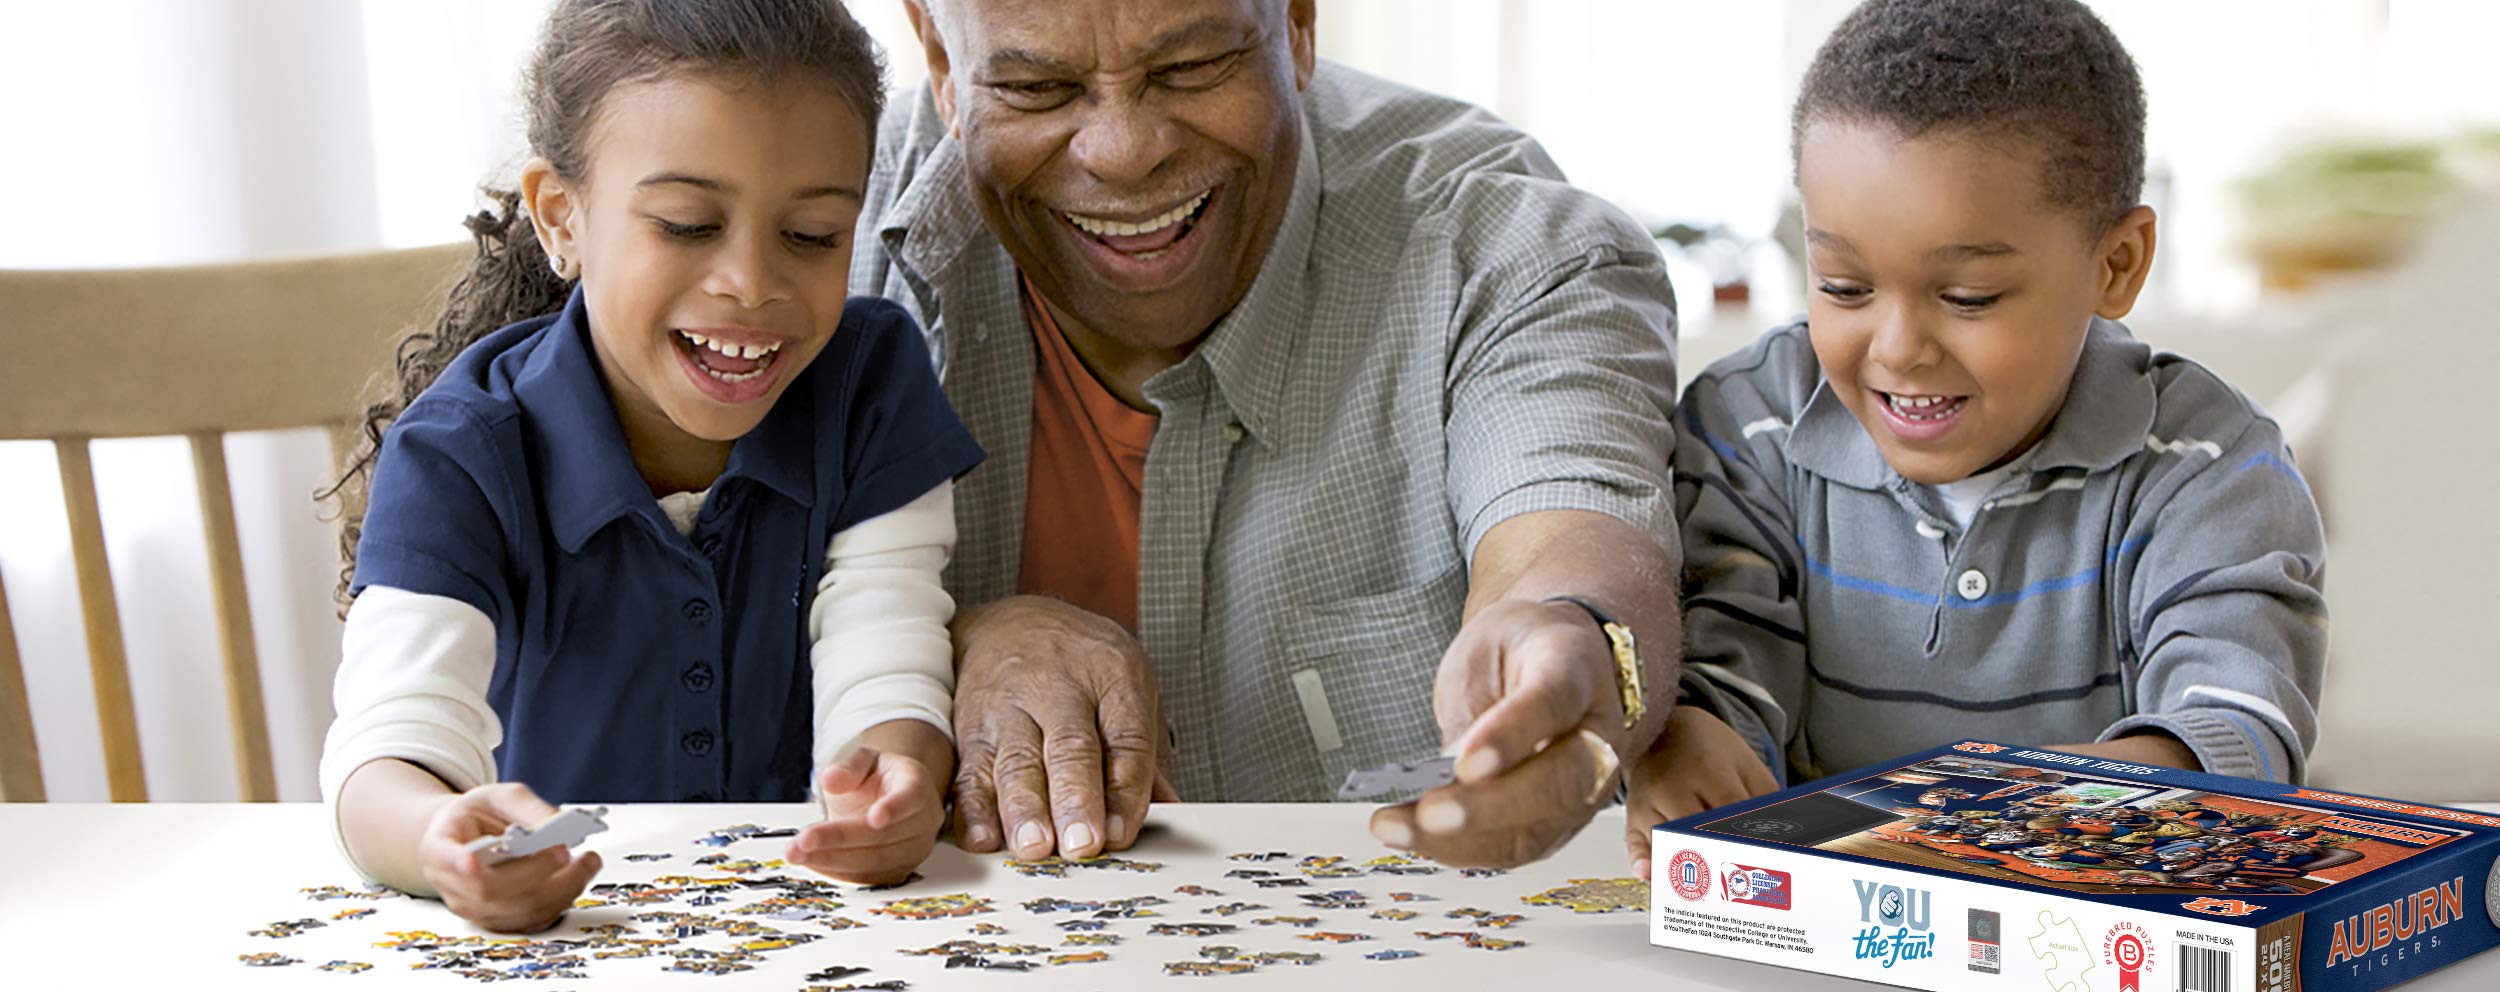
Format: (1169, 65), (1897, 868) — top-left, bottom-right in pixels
(1337, 755), (1456, 799)
(468, 806), (609, 865)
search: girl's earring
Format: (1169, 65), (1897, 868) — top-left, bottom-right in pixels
(549, 253), (568, 279)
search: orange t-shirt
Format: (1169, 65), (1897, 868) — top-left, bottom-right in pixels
(1016, 279), (1155, 631)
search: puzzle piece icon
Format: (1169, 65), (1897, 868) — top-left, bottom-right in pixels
(2025, 910), (2096, 992)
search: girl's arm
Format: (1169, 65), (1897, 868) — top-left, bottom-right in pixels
(322, 587), (599, 930)
(321, 585), (503, 890)
(789, 482), (962, 882)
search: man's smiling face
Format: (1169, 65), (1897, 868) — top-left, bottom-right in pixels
(910, 0), (1316, 352)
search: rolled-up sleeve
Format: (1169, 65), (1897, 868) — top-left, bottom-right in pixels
(1445, 248), (1679, 558)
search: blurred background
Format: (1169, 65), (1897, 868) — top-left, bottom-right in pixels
(1, 0), (2493, 802)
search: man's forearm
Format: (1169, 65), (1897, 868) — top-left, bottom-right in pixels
(1467, 509), (1682, 755)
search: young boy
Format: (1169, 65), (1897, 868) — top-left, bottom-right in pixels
(1624, 0), (2327, 878)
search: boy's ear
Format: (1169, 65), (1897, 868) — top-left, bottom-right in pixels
(519, 157), (581, 279)
(2094, 205), (2158, 320)
(902, 0), (959, 138)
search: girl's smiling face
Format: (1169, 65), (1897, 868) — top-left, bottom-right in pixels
(524, 73), (869, 483)
(1796, 119), (2155, 486)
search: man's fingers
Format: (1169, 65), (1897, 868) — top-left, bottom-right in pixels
(949, 741), (1004, 853)
(1430, 629), (1501, 750)
(1403, 725), (1611, 867)
(1451, 647), (1593, 784)
(1369, 802), (1422, 852)
(988, 713), (1056, 860)
(1039, 719), (1108, 858)
(1096, 679), (1160, 852)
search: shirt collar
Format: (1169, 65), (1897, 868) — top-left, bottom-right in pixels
(1174, 122), (1320, 443)
(1786, 316), (2157, 490)
(515, 287), (816, 553)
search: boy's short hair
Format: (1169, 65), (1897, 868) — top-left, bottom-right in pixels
(1794, 0), (2147, 229)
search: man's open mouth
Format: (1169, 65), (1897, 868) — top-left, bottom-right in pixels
(1056, 190), (1215, 260)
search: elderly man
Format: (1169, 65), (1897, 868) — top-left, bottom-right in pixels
(853, 0), (1682, 870)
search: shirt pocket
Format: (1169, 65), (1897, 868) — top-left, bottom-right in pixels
(1279, 564), (1467, 801)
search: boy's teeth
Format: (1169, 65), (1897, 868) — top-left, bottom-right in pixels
(1064, 192), (1209, 238)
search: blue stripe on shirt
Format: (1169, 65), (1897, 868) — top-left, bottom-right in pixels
(1804, 533), (2154, 609)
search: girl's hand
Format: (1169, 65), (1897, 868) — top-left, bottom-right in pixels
(418, 782), (604, 933)
(1623, 706), (1781, 880)
(788, 741), (948, 885)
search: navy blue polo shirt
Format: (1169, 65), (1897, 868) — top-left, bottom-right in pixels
(350, 289), (983, 804)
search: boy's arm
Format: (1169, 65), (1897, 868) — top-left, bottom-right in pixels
(2101, 418), (2327, 783)
(1667, 389), (1813, 778)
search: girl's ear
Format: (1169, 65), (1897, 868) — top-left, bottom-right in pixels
(2093, 204), (2158, 321)
(520, 157), (582, 280)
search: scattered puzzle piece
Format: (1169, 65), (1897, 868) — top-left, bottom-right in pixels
(1522, 877), (1649, 914)
(872, 894), (994, 920)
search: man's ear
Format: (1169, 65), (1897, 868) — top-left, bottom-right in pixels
(2094, 204), (2157, 320)
(903, 0), (960, 137)
(1287, 0), (1317, 89)
(519, 156), (581, 279)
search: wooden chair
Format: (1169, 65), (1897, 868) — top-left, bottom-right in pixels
(0, 243), (468, 802)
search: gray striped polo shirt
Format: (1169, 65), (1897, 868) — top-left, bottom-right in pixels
(1677, 319), (2327, 784)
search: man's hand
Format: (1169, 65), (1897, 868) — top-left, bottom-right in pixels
(950, 596), (1178, 862)
(417, 783), (604, 934)
(1368, 597), (1630, 868)
(1622, 705), (1780, 879)
(788, 720), (952, 886)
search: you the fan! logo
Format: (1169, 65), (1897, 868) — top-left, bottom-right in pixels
(1851, 879), (1936, 969)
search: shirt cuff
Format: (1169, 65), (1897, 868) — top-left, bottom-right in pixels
(1460, 478), (1672, 561)
(2100, 708), (2297, 783)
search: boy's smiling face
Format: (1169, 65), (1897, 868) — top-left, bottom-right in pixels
(1797, 120), (2155, 486)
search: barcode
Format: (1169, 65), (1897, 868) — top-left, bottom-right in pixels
(2180, 944), (2232, 992)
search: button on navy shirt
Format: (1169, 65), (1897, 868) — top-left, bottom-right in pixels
(351, 289), (983, 803)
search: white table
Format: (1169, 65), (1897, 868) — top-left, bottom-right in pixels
(2, 802), (2494, 989)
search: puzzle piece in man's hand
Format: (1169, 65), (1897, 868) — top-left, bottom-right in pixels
(1337, 755), (1457, 800)
(467, 806), (609, 866)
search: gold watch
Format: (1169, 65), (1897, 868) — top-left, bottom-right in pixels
(1545, 595), (1644, 730)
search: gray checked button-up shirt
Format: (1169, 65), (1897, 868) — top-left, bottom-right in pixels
(851, 63), (1678, 801)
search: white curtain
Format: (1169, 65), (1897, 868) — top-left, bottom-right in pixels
(3, 0), (2480, 802)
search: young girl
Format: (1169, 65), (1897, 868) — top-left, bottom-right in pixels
(318, 0), (982, 933)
